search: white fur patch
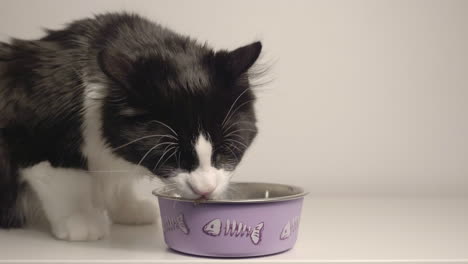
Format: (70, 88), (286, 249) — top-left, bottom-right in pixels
(195, 134), (213, 169)
(82, 82), (141, 174)
(82, 81), (159, 224)
(175, 134), (231, 198)
(21, 162), (110, 241)
(81, 81), (157, 180)
(187, 135), (216, 195)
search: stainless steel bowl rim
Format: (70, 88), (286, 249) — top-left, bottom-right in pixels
(152, 182), (309, 204)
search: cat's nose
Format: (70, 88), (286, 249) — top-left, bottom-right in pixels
(188, 169), (218, 197)
(191, 182), (216, 197)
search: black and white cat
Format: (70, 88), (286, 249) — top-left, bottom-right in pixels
(0, 13), (261, 241)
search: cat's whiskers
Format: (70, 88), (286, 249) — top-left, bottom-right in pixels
(221, 88), (250, 127)
(113, 134), (177, 150)
(148, 120), (179, 137)
(154, 182), (177, 187)
(156, 147), (179, 172)
(224, 161), (237, 170)
(222, 144), (239, 164)
(162, 188), (177, 194)
(225, 133), (249, 142)
(227, 185), (242, 195)
(135, 142), (178, 168)
(224, 138), (248, 150)
(87, 170), (132, 173)
(87, 169), (150, 179)
(176, 150), (182, 169)
(221, 99), (256, 132)
(153, 183), (178, 193)
(222, 120), (255, 135)
(153, 145), (178, 171)
(228, 171), (237, 179)
(224, 128), (257, 139)
(225, 142), (243, 154)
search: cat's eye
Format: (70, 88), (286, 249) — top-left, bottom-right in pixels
(213, 147), (238, 166)
(119, 107), (148, 117)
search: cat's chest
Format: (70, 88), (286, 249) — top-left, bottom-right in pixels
(82, 127), (151, 178)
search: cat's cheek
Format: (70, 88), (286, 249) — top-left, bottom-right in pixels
(169, 173), (199, 199)
(207, 170), (231, 199)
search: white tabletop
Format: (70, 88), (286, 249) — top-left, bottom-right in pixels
(1, 197), (467, 264)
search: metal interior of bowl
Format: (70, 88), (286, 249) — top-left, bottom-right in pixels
(152, 182), (308, 203)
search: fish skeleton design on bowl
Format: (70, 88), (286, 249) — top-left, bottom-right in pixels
(280, 216), (300, 240)
(162, 214), (190, 235)
(202, 219), (264, 245)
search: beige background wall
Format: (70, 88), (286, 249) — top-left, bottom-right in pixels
(1, 0), (467, 196)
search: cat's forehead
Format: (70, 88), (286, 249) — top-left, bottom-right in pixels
(170, 52), (210, 91)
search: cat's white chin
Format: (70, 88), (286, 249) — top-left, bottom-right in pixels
(166, 169), (231, 200)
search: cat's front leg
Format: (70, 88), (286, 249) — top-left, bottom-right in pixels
(22, 162), (110, 241)
(95, 173), (159, 225)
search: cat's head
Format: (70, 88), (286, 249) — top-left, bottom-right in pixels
(98, 41), (262, 199)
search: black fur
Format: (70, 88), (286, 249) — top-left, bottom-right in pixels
(0, 129), (25, 227)
(0, 13), (261, 228)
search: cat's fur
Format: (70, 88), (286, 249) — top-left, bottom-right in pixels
(0, 13), (261, 240)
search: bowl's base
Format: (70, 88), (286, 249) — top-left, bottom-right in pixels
(167, 246), (293, 258)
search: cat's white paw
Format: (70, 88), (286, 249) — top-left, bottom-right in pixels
(110, 199), (159, 225)
(52, 209), (110, 241)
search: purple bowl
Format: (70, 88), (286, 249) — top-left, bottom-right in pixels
(153, 182), (307, 257)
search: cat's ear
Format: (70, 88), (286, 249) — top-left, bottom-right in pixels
(217, 41), (262, 78)
(97, 49), (133, 87)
